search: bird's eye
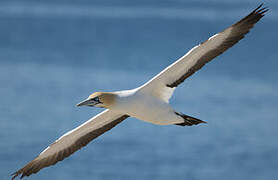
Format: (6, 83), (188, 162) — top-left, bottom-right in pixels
(94, 97), (100, 102)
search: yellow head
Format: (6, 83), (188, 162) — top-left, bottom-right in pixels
(76, 92), (116, 108)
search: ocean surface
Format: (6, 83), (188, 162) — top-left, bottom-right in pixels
(1, 0), (278, 179)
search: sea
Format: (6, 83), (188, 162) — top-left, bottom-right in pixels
(0, 0), (277, 179)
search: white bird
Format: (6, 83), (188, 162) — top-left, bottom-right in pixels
(12, 4), (267, 179)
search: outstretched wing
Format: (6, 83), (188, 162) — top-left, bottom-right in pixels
(139, 4), (268, 102)
(12, 110), (129, 179)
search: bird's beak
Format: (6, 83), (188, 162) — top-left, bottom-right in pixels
(76, 98), (98, 107)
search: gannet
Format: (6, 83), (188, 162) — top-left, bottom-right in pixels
(12, 4), (267, 179)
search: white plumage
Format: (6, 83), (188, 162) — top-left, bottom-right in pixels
(12, 4), (267, 180)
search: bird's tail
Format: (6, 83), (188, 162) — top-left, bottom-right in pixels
(175, 112), (207, 126)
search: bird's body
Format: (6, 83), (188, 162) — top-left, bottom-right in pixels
(111, 89), (184, 125)
(12, 4), (268, 179)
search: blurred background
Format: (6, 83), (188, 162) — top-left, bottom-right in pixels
(1, 0), (277, 179)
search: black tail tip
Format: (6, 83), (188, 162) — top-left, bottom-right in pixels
(176, 119), (207, 126)
(175, 112), (207, 126)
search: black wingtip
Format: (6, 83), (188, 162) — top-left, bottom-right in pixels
(11, 172), (18, 180)
(255, 3), (263, 11)
(11, 170), (24, 180)
(254, 3), (269, 15)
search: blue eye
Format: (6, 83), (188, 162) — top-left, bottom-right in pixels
(94, 97), (100, 102)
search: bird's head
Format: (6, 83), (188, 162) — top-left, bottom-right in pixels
(76, 92), (116, 108)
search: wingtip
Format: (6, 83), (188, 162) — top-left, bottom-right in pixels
(11, 170), (25, 180)
(255, 3), (269, 15)
(11, 172), (18, 180)
(258, 3), (264, 8)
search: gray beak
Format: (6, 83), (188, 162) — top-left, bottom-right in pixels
(76, 98), (98, 107)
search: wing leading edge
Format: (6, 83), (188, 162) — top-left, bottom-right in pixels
(140, 4), (268, 102)
(12, 110), (129, 179)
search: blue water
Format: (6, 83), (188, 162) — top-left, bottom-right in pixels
(1, 1), (278, 180)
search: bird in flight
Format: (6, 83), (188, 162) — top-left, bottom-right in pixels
(12, 4), (267, 179)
